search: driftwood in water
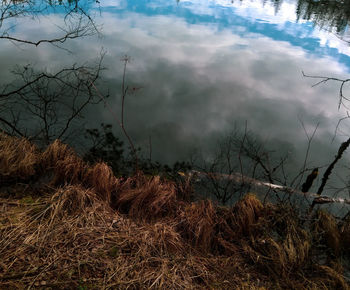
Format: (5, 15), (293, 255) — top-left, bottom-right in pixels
(187, 170), (350, 206)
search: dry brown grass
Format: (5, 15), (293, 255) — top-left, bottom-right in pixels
(212, 194), (265, 256)
(316, 263), (350, 290)
(176, 199), (217, 252)
(246, 225), (311, 279)
(83, 162), (118, 204)
(42, 139), (88, 186)
(340, 216), (350, 257)
(232, 193), (264, 236)
(41, 140), (118, 203)
(41, 139), (74, 168)
(0, 184), (256, 289)
(0, 135), (349, 289)
(0, 133), (39, 183)
(116, 174), (177, 219)
(312, 210), (341, 256)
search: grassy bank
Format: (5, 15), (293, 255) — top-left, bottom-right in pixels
(0, 133), (349, 289)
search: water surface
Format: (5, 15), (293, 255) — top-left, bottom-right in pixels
(1, 0), (350, 196)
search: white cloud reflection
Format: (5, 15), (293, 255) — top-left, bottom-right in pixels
(1, 4), (350, 175)
(80, 12), (348, 165)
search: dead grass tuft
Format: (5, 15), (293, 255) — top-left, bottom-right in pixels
(0, 133), (39, 182)
(136, 220), (185, 256)
(312, 210), (341, 256)
(315, 264), (349, 290)
(247, 224), (311, 279)
(19, 185), (111, 250)
(43, 143), (87, 186)
(340, 216), (350, 256)
(41, 139), (74, 168)
(83, 162), (118, 204)
(42, 140), (118, 204)
(232, 193), (264, 237)
(177, 200), (217, 252)
(116, 174), (177, 219)
(47, 185), (108, 220)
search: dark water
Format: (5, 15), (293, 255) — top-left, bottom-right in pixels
(1, 0), (350, 199)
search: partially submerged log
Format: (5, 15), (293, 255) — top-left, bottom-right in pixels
(185, 170), (350, 206)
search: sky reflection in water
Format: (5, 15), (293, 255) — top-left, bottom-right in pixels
(92, 0), (350, 164)
(2, 0), (350, 183)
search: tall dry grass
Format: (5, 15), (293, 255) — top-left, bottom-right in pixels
(83, 162), (118, 204)
(312, 210), (341, 256)
(116, 174), (177, 219)
(0, 133), (39, 183)
(41, 139), (119, 203)
(0, 135), (349, 288)
(42, 139), (88, 186)
(176, 199), (217, 252)
(340, 215), (350, 256)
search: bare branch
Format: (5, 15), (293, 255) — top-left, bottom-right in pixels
(332, 111), (350, 142)
(302, 71), (350, 110)
(291, 118), (319, 192)
(0, 58), (105, 144)
(0, 22), (93, 46)
(0, 116), (24, 137)
(0, 0), (99, 48)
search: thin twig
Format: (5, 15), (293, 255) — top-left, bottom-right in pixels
(302, 71), (350, 110)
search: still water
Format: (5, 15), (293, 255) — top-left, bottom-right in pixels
(1, 0), (350, 197)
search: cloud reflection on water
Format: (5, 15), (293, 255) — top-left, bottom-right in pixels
(1, 1), (350, 184)
(86, 11), (347, 168)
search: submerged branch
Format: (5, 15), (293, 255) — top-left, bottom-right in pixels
(0, 27), (92, 46)
(317, 138), (350, 195)
(0, 116), (24, 137)
(302, 71), (350, 110)
(189, 170), (350, 205)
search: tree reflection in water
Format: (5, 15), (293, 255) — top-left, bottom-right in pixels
(231, 0), (350, 36)
(296, 0), (350, 34)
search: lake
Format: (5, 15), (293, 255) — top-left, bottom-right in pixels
(1, 0), (350, 200)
